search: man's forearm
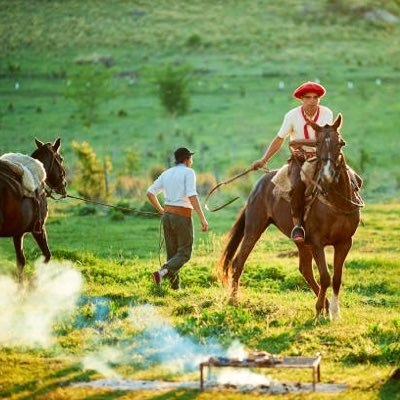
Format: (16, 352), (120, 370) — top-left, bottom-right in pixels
(189, 195), (205, 220)
(262, 136), (284, 163)
(146, 192), (164, 214)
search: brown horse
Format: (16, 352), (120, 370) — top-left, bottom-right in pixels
(0, 138), (67, 281)
(219, 114), (363, 319)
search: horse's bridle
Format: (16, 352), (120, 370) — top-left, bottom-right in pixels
(316, 130), (344, 185)
(43, 145), (67, 197)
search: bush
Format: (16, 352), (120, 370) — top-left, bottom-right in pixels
(149, 164), (166, 181)
(124, 148), (141, 175)
(71, 140), (112, 200)
(114, 175), (149, 199)
(196, 172), (217, 196)
(226, 163), (255, 196)
(152, 64), (192, 116)
(185, 33), (202, 48)
(65, 64), (115, 127)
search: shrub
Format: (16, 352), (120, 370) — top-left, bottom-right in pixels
(7, 62), (21, 78)
(114, 175), (149, 199)
(124, 148), (141, 175)
(226, 163), (255, 196)
(65, 64), (115, 127)
(196, 172), (217, 196)
(152, 64), (192, 116)
(185, 33), (202, 48)
(149, 164), (165, 181)
(71, 140), (112, 200)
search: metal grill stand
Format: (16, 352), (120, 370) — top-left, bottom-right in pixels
(200, 353), (321, 392)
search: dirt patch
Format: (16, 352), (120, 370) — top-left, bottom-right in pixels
(72, 379), (347, 394)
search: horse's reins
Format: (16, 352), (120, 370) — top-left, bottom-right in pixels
(60, 193), (160, 216)
(47, 190), (165, 267)
(204, 167), (268, 212)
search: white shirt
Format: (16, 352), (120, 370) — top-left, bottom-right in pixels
(147, 164), (198, 209)
(277, 105), (333, 151)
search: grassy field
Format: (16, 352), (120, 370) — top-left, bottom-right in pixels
(1, 0), (400, 399)
(0, 202), (399, 399)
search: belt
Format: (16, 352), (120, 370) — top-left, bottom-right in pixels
(164, 205), (192, 217)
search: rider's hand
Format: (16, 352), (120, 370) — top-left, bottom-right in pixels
(292, 149), (303, 157)
(201, 217), (208, 232)
(251, 159), (266, 170)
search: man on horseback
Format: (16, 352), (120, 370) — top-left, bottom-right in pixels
(251, 81), (333, 242)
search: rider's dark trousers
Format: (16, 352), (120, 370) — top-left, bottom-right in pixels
(288, 156), (306, 224)
(162, 212), (193, 290)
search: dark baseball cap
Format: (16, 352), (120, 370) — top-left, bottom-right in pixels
(174, 147), (194, 162)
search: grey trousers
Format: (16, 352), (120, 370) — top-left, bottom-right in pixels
(162, 212), (194, 289)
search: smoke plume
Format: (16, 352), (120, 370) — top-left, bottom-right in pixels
(0, 259), (82, 347)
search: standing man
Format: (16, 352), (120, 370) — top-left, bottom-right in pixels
(251, 81), (333, 242)
(147, 147), (208, 290)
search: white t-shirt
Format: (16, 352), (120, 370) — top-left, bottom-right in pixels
(147, 164), (198, 209)
(277, 106), (333, 149)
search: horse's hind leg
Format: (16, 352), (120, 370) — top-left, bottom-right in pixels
(297, 244), (329, 311)
(230, 234), (263, 301)
(32, 229), (51, 263)
(13, 235), (26, 283)
(330, 239), (352, 320)
(231, 220), (269, 300)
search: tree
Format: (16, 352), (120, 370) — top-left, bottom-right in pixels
(71, 140), (112, 200)
(65, 65), (115, 127)
(153, 63), (192, 116)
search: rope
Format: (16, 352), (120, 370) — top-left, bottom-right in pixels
(61, 193), (160, 216)
(48, 191), (165, 268)
(205, 167), (268, 212)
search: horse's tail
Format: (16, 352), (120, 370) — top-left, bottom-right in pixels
(218, 206), (246, 287)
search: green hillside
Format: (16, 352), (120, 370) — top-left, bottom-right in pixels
(0, 3), (400, 398)
(1, 0), (400, 201)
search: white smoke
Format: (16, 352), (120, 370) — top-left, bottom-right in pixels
(81, 304), (223, 377)
(217, 369), (271, 386)
(0, 263), (272, 388)
(83, 305), (272, 387)
(0, 259), (82, 347)
(129, 304), (224, 372)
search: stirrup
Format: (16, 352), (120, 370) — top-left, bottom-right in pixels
(291, 225), (305, 242)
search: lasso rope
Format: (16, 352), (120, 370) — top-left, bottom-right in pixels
(205, 167), (269, 212)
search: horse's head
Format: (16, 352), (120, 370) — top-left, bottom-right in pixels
(307, 114), (346, 187)
(32, 138), (67, 196)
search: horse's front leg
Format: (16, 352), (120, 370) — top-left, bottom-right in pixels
(32, 228), (51, 263)
(297, 244), (330, 311)
(311, 244), (331, 319)
(330, 239), (352, 320)
(13, 234), (26, 283)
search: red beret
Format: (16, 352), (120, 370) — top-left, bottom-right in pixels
(293, 81), (326, 99)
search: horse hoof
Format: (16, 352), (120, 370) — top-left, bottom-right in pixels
(228, 295), (239, 307)
(329, 308), (341, 321)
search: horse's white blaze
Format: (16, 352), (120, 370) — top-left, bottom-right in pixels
(329, 293), (340, 320)
(322, 159), (332, 181)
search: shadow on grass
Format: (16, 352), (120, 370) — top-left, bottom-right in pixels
(379, 368), (400, 400)
(79, 391), (129, 400)
(0, 364), (97, 400)
(149, 389), (200, 400)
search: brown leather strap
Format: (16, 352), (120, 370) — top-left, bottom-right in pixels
(164, 205), (192, 217)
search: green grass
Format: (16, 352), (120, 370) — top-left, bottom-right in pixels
(1, 0), (400, 202)
(0, 203), (399, 399)
(0, 1), (400, 398)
